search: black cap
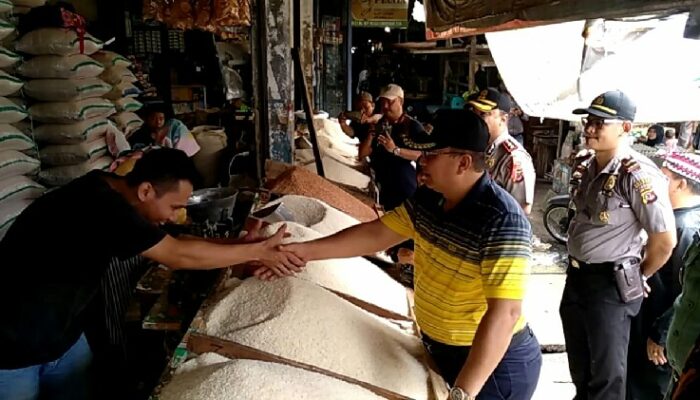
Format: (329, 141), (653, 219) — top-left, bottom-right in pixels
(573, 90), (636, 121)
(404, 109), (489, 152)
(467, 88), (511, 113)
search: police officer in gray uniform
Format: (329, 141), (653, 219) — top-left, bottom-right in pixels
(560, 90), (677, 400)
(469, 88), (536, 214)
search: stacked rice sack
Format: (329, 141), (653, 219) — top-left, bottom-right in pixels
(15, 27), (116, 187)
(10, 0), (47, 16)
(0, 5), (43, 241)
(94, 51), (144, 138)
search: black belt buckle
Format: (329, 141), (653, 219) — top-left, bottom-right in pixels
(614, 259), (643, 303)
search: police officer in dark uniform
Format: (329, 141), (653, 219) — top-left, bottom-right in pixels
(560, 90), (677, 400)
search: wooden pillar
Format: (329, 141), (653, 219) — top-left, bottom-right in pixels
(252, 0), (295, 179)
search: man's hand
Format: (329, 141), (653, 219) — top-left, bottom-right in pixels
(252, 225), (306, 278)
(647, 338), (667, 365)
(254, 241), (311, 281)
(362, 113), (382, 125)
(377, 133), (397, 153)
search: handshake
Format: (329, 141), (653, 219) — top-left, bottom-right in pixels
(241, 219), (310, 281)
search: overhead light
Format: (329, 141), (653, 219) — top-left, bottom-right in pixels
(384, 26), (391, 33)
(412, 1), (426, 23)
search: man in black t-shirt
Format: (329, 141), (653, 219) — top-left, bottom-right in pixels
(338, 91), (382, 145)
(0, 149), (304, 400)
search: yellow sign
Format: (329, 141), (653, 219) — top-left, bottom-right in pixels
(352, 0), (409, 28)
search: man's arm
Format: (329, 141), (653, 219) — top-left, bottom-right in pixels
(358, 131), (374, 160)
(338, 112), (354, 137)
(453, 298), (522, 395)
(141, 225), (305, 276)
(642, 231), (676, 277)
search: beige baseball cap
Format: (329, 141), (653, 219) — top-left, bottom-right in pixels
(378, 84), (404, 100)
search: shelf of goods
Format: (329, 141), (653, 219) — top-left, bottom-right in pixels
(149, 181), (448, 400)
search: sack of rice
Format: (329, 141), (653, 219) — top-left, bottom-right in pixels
(29, 98), (115, 123)
(192, 126), (226, 187)
(15, 28), (103, 56)
(112, 97), (143, 113)
(0, 125), (34, 152)
(0, 150), (39, 179)
(104, 82), (141, 100)
(0, 19), (14, 41)
(91, 51), (131, 69)
(0, 70), (22, 97)
(12, 5), (30, 14)
(0, 176), (44, 207)
(0, 97), (27, 124)
(39, 155), (112, 186)
(100, 67), (137, 85)
(24, 78), (111, 102)
(0, 198), (32, 241)
(110, 112), (143, 136)
(39, 138), (108, 166)
(33, 118), (110, 145)
(0, 47), (21, 68)
(11, 0), (47, 7)
(105, 123), (130, 156)
(17, 54), (104, 79)
(0, 0), (11, 13)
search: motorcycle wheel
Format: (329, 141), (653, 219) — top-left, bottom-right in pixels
(543, 205), (569, 244)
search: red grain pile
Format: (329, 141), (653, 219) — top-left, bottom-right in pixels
(265, 166), (378, 222)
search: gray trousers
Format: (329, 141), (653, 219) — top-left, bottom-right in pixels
(560, 263), (643, 400)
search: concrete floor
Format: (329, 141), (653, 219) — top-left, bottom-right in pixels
(525, 182), (575, 399)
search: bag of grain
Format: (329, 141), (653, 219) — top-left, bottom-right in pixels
(12, 5), (30, 14)
(112, 97), (143, 113)
(110, 112), (143, 136)
(0, 70), (23, 96)
(0, 125), (34, 152)
(0, 0), (11, 13)
(24, 78), (111, 102)
(11, 0), (47, 6)
(0, 150), (39, 179)
(0, 97), (27, 124)
(39, 155), (112, 186)
(91, 51), (131, 69)
(0, 176), (44, 206)
(192, 126), (227, 187)
(33, 118), (110, 144)
(29, 98), (115, 123)
(0, 19), (14, 40)
(100, 67), (137, 85)
(105, 123), (130, 156)
(17, 54), (104, 79)
(15, 28), (103, 56)
(39, 138), (108, 166)
(104, 82), (141, 100)
(0, 47), (21, 68)
(0, 198), (32, 241)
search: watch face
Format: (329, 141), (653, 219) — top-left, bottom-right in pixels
(450, 387), (464, 400)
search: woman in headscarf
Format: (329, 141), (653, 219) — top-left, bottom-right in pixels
(643, 124), (667, 147)
(128, 103), (200, 157)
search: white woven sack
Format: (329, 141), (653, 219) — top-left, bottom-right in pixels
(0, 198), (32, 241)
(0, 70), (22, 97)
(0, 125), (33, 152)
(0, 47), (21, 68)
(33, 118), (110, 145)
(39, 155), (112, 186)
(92, 51), (131, 68)
(0, 0), (11, 13)
(0, 97), (27, 124)
(0, 19), (14, 41)
(0, 150), (39, 179)
(104, 82), (141, 100)
(0, 175), (44, 207)
(113, 97), (143, 113)
(17, 54), (104, 79)
(40, 137), (108, 166)
(16, 28), (103, 56)
(24, 78), (111, 102)
(111, 112), (143, 136)
(12, 0), (47, 7)
(100, 67), (137, 85)
(29, 98), (115, 123)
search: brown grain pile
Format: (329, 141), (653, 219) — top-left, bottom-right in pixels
(265, 166), (378, 222)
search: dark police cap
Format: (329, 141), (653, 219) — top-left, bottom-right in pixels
(404, 109), (489, 153)
(573, 90), (637, 121)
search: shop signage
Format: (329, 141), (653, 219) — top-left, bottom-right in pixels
(351, 0), (409, 28)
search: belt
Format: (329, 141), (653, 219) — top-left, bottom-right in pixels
(569, 257), (639, 270)
(423, 325), (532, 350)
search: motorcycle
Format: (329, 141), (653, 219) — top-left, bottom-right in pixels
(543, 194), (573, 244)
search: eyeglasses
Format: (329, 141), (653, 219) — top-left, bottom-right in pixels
(581, 117), (624, 129)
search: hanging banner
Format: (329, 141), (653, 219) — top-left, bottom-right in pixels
(352, 0), (409, 28)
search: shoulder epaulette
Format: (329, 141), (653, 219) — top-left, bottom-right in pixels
(501, 138), (518, 154)
(621, 156), (642, 175)
(574, 149), (595, 160)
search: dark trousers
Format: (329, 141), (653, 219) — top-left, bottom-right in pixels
(560, 263), (643, 400)
(423, 326), (542, 400)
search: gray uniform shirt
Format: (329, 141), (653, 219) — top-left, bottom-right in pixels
(568, 149), (675, 263)
(486, 133), (536, 207)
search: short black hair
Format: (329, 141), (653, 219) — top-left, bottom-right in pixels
(668, 169), (700, 195)
(141, 102), (174, 120)
(126, 148), (201, 194)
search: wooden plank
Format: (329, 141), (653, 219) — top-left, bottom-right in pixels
(187, 333), (413, 400)
(291, 47), (325, 177)
(326, 287), (413, 322)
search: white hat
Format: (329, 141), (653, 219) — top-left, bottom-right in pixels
(378, 84), (404, 100)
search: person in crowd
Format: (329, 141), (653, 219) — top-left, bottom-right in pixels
(128, 103), (200, 157)
(643, 124), (667, 147)
(669, 331), (700, 399)
(257, 110), (543, 400)
(468, 88), (536, 214)
(627, 152), (700, 400)
(664, 130), (679, 152)
(338, 91), (382, 160)
(0, 148), (304, 400)
(561, 90), (677, 400)
(498, 81), (529, 146)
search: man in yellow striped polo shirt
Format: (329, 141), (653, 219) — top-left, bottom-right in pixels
(266, 109), (542, 400)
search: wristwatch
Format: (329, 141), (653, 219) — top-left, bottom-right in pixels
(449, 386), (475, 400)
(392, 147), (401, 156)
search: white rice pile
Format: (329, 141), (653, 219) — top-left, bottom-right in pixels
(264, 194), (360, 235)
